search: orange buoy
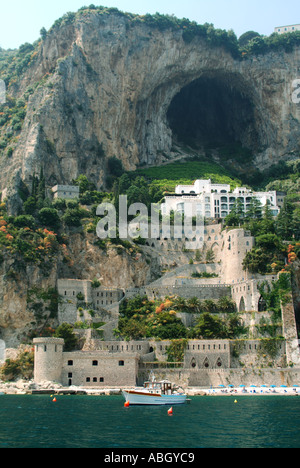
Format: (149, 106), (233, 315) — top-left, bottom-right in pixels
(52, 397), (57, 402)
(124, 401), (130, 407)
(168, 407), (173, 415)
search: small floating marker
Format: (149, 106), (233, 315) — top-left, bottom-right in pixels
(52, 397), (57, 402)
(124, 401), (130, 408)
(234, 400), (238, 404)
(168, 407), (173, 415)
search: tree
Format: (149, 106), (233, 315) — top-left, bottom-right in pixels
(13, 214), (36, 229)
(147, 311), (187, 340)
(173, 296), (187, 312)
(217, 296), (236, 313)
(23, 196), (37, 215)
(255, 233), (283, 253)
(40, 27), (47, 40)
(54, 323), (78, 351)
(239, 31), (261, 47)
(242, 248), (272, 274)
(260, 203), (275, 233)
(205, 248), (215, 263)
(224, 199), (244, 227)
(186, 297), (201, 313)
(73, 175), (96, 194)
(276, 198), (300, 240)
(195, 249), (203, 261)
(38, 207), (61, 229)
(193, 313), (223, 339)
(117, 318), (147, 340)
(202, 299), (217, 313)
(246, 36), (266, 54)
(107, 157), (124, 177)
(245, 197), (262, 220)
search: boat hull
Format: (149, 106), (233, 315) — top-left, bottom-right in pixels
(122, 390), (187, 406)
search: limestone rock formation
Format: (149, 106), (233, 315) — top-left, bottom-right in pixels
(0, 9), (299, 207)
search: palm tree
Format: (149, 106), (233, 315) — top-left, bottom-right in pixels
(173, 296), (187, 312)
(187, 297), (201, 313)
(217, 296), (236, 313)
(202, 299), (217, 313)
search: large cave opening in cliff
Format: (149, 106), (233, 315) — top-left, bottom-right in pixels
(167, 74), (260, 155)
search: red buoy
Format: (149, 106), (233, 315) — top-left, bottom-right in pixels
(124, 401), (130, 407)
(168, 407), (173, 415)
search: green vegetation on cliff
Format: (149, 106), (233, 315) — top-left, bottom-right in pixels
(132, 159), (241, 193)
(117, 295), (243, 342)
(48, 6), (300, 59)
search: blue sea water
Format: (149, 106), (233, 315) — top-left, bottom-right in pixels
(0, 394), (299, 449)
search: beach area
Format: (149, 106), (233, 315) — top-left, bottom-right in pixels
(189, 385), (300, 396)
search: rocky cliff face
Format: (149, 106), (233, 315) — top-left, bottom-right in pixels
(0, 229), (163, 347)
(1, 9), (300, 205)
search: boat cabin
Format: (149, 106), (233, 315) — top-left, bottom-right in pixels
(144, 380), (174, 395)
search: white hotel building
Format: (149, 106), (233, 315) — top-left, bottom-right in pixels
(161, 179), (285, 219)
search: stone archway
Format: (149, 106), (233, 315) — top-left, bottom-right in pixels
(258, 296), (267, 312)
(239, 297), (246, 312)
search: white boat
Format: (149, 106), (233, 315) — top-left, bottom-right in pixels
(122, 376), (187, 406)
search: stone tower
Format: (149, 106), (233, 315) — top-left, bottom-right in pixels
(33, 337), (64, 384)
(220, 228), (255, 284)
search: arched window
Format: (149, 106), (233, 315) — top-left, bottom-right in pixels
(216, 358), (222, 368)
(191, 358), (196, 368)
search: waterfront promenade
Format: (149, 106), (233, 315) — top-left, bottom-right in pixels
(1, 379), (300, 397)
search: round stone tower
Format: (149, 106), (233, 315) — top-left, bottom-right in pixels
(33, 337), (64, 384)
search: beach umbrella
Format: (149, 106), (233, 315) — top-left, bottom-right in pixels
(280, 385), (287, 388)
(250, 385), (257, 387)
(292, 385), (299, 387)
(239, 385), (245, 387)
(261, 385), (267, 387)
(228, 385), (234, 388)
(218, 385), (225, 387)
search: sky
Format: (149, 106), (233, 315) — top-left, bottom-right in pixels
(0, 0), (299, 49)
